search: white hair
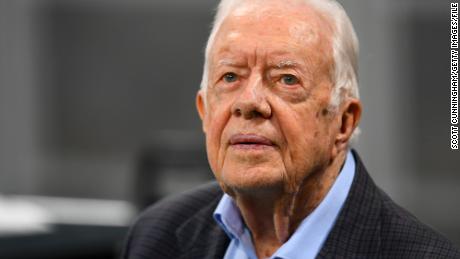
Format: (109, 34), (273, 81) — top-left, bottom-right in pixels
(200, 0), (360, 138)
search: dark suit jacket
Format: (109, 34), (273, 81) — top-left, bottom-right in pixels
(122, 151), (460, 258)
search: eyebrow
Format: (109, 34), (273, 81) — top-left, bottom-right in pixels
(273, 60), (299, 69)
(217, 59), (299, 68)
(215, 57), (304, 74)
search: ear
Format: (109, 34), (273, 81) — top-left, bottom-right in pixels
(334, 98), (362, 151)
(196, 90), (207, 133)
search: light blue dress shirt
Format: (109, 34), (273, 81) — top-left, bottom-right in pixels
(213, 150), (356, 259)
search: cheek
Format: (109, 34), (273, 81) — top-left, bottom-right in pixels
(204, 98), (233, 174)
(284, 112), (319, 157)
(273, 101), (331, 181)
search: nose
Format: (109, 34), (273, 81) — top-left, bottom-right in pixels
(231, 75), (272, 120)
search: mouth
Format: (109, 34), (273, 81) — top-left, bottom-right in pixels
(229, 134), (275, 150)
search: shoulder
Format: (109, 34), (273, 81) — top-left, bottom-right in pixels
(377, 188), (460, 258)
(121, 181), (223, 259)
(136, 181), (222, 222)
(325, 150), (460, 258)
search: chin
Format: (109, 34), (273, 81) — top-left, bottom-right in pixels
(220, 166), (285, 194)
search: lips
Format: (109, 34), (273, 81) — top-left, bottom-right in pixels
(229, 134), (274, 147)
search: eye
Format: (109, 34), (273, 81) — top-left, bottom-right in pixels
(223, 72), (238, 83)
(280, 74), (299, 85)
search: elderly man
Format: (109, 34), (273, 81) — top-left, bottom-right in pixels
(123, 0), (460, 258)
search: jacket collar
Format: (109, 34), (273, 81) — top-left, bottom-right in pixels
(318, 149), (382, 258)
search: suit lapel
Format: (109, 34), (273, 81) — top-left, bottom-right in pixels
(175, 191), (230, 259)
(318, 150), (382, 258)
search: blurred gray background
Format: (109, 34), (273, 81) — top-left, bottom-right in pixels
(1, 0), (459, 254)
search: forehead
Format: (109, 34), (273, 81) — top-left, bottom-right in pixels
(211, 1), (334, 62)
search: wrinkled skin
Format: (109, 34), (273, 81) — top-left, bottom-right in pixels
(196, 1), (361, 257)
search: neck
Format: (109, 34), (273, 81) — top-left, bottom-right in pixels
(231, 150), (347, 258)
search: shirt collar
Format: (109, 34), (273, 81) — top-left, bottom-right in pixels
(213, 193), (244, 239)
(213, 150), (356, 259)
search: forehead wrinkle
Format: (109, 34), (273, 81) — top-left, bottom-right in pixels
(218, 58), (238, 66)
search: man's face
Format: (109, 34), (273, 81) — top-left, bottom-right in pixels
(197, 2), (341, 194)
